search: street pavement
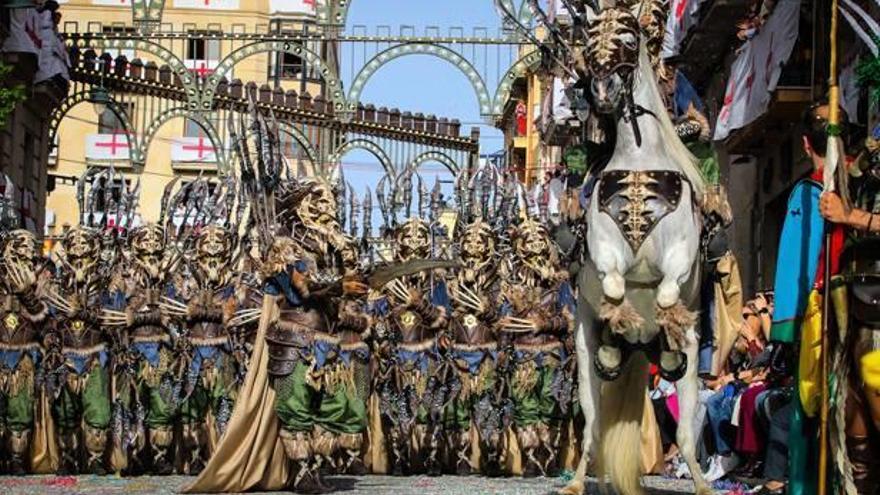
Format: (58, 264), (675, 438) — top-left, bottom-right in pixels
(0, 474), (719, 494)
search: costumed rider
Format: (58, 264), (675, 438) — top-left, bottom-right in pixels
(170, 224), (262, 475)
(263, 178), (370, 494)
(498, 218), (575, 477)
(821, 120), (880, 495)
(446, 218), (504, 475)
(0, 229), (48, 473)
(376, 216), (451, 476)
(43, 227), (114, 474)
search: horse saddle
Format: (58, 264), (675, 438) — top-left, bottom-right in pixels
(597, 170), (684, 251)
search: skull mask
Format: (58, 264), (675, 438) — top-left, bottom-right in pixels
(194, 225), (233, 287)
(512, 219), (556, 281)
(62, 227), (100, 285)
(295, 180), (339, 232)
(129, 223), (166, 283)
(394, 218), (431, 262)
(458, 220), (495, 282)
(2, 230), (37, 268)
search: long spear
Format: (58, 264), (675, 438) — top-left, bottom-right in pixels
(819, 0), (843, 492)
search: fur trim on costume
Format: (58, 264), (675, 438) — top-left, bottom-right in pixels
(280, 429), (312, 461)
(600, 299), (645, 333)
(311, 426), (337, 458)
(655, 302), (697, 350)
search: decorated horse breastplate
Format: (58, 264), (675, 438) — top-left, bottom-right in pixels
(598, 170), (684, 251)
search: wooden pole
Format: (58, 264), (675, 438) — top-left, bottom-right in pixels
(819, 0), (841, 493)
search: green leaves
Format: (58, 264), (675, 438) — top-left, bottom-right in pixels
(0, 62), (26, 127)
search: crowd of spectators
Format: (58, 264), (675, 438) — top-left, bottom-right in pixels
(649, 292), (794, 495)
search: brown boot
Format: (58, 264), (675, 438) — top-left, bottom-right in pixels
(8, 429), (30, 475)
(58, 430), (79, 474)
(847, 435), (880, 495)
(337, 432), (365, 475)
(181, 423), (208, 475)
(149, 426), (174, 475)
(84, 426), (108, 475)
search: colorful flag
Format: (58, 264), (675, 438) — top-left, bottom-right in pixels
(86, 133), (132, 160)
(661, 0), (709, 58)
(713, 0), (802, 141)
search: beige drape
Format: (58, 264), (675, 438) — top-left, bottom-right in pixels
(640, 391), (663, 475)
(711, 253), (744, 377)
(30, 390), (59, 474)
(183, 296), (292, 493)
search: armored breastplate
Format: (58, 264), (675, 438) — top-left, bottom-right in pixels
(190, 321), (226, 342)
(598, 170), (685, 251)
(0, 301), (39, 348)
(62, 318), (104, 349)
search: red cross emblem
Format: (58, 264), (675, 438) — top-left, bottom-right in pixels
(94, 132), (130, 157)
(675, 0), (687, 28)
(25, 16), (41, 49)
(189, 62), (214, 78)
(764, 33), (775, 86)
(182, 137), (215, 160)
(718, 79), (736, 124)
(303, 0), (317, 9)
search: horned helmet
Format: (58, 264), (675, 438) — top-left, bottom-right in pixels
(128, 223), (166, 283)
(193, 225), (234, 287)
(61, 227), (100, 284)
(457, 219), (495, 282)
(584, 7), (640, 113)
(511, 218), (558, 281)
(394, 217), (431, 262)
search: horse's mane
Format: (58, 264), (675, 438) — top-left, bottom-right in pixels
(635, 43), (706, 197)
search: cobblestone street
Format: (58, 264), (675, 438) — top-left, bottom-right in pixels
(0, 475), (716, 495)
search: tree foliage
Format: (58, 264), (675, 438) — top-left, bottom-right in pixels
(0, 62), (26, 127)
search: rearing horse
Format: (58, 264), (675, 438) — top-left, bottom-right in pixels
(559, 7), (711, 495)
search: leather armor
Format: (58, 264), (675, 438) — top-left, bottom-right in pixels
(598, 170), (686, 251)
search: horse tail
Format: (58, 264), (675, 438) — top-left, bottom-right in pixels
(597, 352), (649, 495)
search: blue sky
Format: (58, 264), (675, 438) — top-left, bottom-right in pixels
(335, 0), (514, 230)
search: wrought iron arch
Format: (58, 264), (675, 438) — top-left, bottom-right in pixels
(347, 43), (493, 116)
(204, 41), (345, 113)
(277, 123), (319, 165)
(517, 0), (535, 25)
(324, 0), (529, 32)
(329, 139), (393, 176)
(139, 108), (228, 173)
(491, 49), (542, 116)
(49, 90), (142, 164)
(73, 38), (196, 109)
(407, 150), (459, 174)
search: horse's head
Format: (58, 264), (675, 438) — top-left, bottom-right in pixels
(585, 8), (640, 114)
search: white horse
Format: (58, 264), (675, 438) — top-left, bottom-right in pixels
(559, 7), (710, 495)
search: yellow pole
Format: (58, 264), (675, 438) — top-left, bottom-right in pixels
(819, 1), (840, 494)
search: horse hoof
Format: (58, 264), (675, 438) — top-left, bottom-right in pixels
(659, 350), (687, 382)
(595, 345), (625, 381)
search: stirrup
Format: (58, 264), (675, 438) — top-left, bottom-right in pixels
(594, 344), (627, 381)
(659, 350), (687, 382)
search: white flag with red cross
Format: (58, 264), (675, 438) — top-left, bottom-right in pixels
(713, 0), (801, 141)
(662, 0), (710, 58)
(172, 136), (217, 163)
(92, 0), (132, 6)
(185, 59), (220, 79)
(269, 0), (320, 14)
(86, 133), (132, 160)
(173, 0), (240, 9)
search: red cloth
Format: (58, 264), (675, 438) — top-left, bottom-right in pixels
(735, 383), (768, 454)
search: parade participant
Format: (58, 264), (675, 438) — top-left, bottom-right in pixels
(0, 229), (48, 473)
(498, 218), (575, 477)
(43, 227), (114, 474)
(113, 223), (179, 474)
(170, 224), (261, 475)
(375, 216), (451, 477)
(820, 121), (880, 495)
(446, 218), (503, 475)
(263, 178), (370, 493)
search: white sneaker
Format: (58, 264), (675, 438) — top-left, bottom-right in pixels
(702, 455), (719, 481)
(704, 453), (740, 482)
(674, 457), (691, 479)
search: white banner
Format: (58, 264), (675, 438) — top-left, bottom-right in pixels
(172, 136), (217, 162)
(662, 0), (709, 58)
(840, 56), (861, 124)
(174, 0), (240, 9)
(185, 59), (219, 79)
(269, 0), (320, 14)
(2, 8), (42, 55)
(713, 0), (801, 141)
(86, 133), (132, 160)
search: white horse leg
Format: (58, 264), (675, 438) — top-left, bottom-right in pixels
(675, 330), (712, 495)
(655, 243), (697, 348)
(559, 311), (600, 495)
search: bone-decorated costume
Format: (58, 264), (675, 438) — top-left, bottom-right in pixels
(499, 218), (575, 477)
(264, 178), (371, 493)
(0, 230), (48, 474)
